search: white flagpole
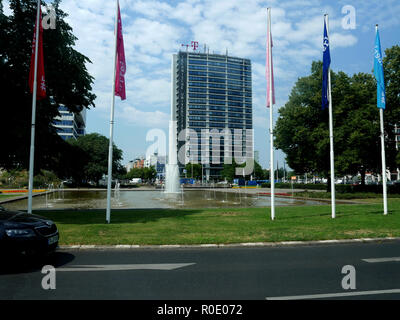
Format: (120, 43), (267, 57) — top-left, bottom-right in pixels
(326, 14), (336, 219)
(106, 0), (119, 224)
(27, 0), (41, 214)
(267, 8), (275, 220)
(380, 108), (388, 215)
(377, 25), (388, 215)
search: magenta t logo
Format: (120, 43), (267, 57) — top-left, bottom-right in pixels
(191, 41), (199, 51)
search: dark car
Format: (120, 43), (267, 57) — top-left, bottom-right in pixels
(0, 206), (59, 257)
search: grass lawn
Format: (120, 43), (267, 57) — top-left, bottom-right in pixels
(0, 194), (24, 201)
(32, 199), (400, 246)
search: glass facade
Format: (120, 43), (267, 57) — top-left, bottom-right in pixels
(53, 104), (86, 141)
(173, 52), (253, 179)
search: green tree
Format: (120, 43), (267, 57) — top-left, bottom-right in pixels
(184, 163), (202, 179)
(68, 133), (123, 185)
(125, 167), (157, 182)
(220, 161), (237, 182)
(143, 167), (157, 181)
(275, 58), (400, 188)
(126, 168), (143, 180)
(220, 160), (264, 182)
(275, 61), (330, 180)
(253, 161), (265, 179)
(0, 0), (95, 174)
(384, 46), (400, 171)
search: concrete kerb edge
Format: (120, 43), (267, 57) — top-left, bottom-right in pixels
(58, 237), (400, 251)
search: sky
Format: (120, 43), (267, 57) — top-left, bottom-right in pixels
(3, 0), (400, 169)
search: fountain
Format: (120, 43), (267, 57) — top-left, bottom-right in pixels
(57, 182), (64, 200)
(165, 57), (180, 194)
(45, 183), (55, 208)
(213, 182), (217, 200)
(4, 188), (329, 211)
(113, 180), (122, 207)
(165, 119), (180, 194)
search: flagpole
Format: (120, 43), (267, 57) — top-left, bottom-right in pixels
(376, 24), (388, 215)
(106, 0), (119, 224)
(326, 14), (336, 219)
(27, 0), (41, 214)
(267, 7), (275, 220)
(380, 107), (388, 215)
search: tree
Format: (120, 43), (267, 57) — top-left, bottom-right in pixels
(125, 167), (156, 182)
(275, 57), (400, 188)
(184, 163), (202, 179)
(68, 133), (123, 185)
(126, 168), (143, 180)
(220, 160), (264, 182)
(0, 0), (95, 174)
(143, 167), (157, 181)
(275, 61), (332, 180)
(384, 46), (400, 170)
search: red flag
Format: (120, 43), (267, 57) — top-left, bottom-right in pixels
(115, 2), (126, 100)
(29, 7), (46, 100)
(266, 21), (275, 108)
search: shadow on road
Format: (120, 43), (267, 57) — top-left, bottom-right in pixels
(0, 250), (75, 275)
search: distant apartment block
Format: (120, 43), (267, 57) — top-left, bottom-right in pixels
(145, 152), (166, 179)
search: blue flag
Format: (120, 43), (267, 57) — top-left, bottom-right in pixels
(322, 19), (331, 110)
(374, 29), (386, 109)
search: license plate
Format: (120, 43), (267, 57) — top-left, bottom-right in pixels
(48, 235), (59, 245)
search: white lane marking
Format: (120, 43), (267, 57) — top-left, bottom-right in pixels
(266, 289), (400, 300)
(362, 257), (400, 263)
(56, 263), (195, 272)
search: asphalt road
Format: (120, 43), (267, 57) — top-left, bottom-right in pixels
(1, 241), (400, 300)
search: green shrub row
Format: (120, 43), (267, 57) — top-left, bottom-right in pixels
(260, 183), (326, 190)
(260, 182), (400, 194)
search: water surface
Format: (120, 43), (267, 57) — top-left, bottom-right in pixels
(2, 190), (327, 211)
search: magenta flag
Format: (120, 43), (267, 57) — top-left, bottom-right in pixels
(115, 2), (126, 100)
(266, 22), (275, 108)
(29, 7), (46, 100)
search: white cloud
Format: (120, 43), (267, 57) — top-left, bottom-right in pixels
(125, 18), (185, 55)
(117, 105), (169, 128)
(127, 77), (171, 108)
(330, 33), (358, 48)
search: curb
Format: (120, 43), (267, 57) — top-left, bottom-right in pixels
(58, 237), (400, 250)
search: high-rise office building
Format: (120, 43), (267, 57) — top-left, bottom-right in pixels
(172, 51), (253, 180)
(53, 105), (86, 141)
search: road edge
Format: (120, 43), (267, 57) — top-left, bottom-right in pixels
(58, 237), (400, 250)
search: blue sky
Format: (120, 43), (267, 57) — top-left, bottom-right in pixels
(4, 0), (400, 169)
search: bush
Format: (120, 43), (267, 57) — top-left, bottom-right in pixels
(260, 183), (327, 190)
(33, 170), (61, 189)
(296, 191), (400, 200)
(259, 182), (400, 194)
(0, 170), (29, 188)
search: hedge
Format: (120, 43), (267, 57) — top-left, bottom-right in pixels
(260, 183), (400, 194)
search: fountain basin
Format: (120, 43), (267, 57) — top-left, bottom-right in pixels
(1, 190), (328, 211)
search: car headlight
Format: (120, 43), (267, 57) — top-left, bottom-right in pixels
(5, 229), (36, 237)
